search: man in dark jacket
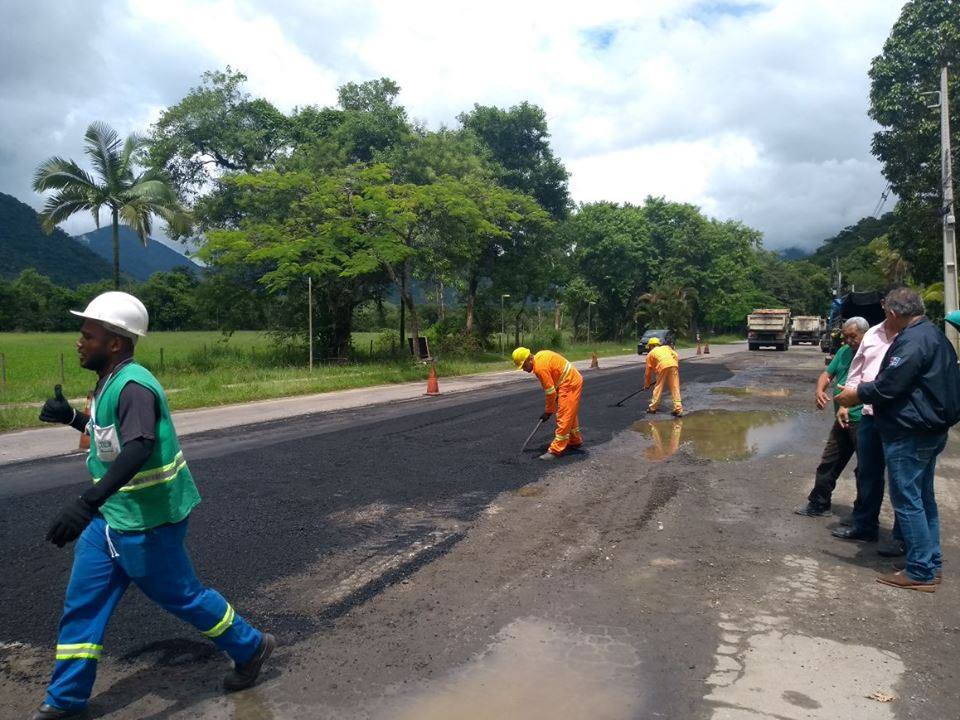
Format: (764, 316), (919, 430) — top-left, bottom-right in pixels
(837, 287), (960, 592)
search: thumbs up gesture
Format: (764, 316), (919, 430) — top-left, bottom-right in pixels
(39, 385), (74, 424)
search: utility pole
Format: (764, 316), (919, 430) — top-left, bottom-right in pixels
(500, 294), (510, 353)
(307, 276), (314, 370)
(938, 65), (959, 352)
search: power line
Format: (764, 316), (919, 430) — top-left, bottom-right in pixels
(872, 184), (891, 218)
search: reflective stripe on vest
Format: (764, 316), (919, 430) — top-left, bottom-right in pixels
(558, 361), (572, 383)
(93, 451), (187, 493)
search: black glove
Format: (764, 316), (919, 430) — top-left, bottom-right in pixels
(39, 384), (74, 424)
(539, 412), (553, 422)
(46, 497), (96, 548)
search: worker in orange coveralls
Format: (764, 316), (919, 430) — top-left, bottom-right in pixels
(644, 337), (683, 417)
(512, 347), (583, 461)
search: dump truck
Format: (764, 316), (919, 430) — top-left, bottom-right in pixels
(747, 308), (791, 351)
(821, 291), (885, 355)
(790, 316), (824, 345)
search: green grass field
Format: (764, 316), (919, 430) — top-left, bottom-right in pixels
(0, 330), (739, 433)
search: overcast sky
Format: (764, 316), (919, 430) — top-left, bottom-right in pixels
(0, 0), (906, 251)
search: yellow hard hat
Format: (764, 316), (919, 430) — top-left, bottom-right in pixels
(646, 337), (661, 347)
(512, 346), (531, 369)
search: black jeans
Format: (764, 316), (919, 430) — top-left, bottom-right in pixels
(807, 419), (859, 507)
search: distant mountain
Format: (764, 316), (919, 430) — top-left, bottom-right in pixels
(0, 192), (113, 286)
(73, 226), (200, 281)
(779, 246), (810, 261)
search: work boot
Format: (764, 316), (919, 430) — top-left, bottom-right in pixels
(538, 452), (557, 461)
(30, 704), (85, 720)
(646, 407), (658, 414)
(223, 633), (276, 692)
(794, 502), (830, 517)
(671, 408), (683, 417)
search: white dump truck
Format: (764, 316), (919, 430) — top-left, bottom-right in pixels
(790, 316), (824, 345)
(747, 309), (791, 351)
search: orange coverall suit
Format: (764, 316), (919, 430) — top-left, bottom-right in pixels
(645, 346), (682, 413)
(533, 350), (583, 455)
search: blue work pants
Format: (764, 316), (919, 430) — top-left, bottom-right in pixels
(45, 516), (262, 712)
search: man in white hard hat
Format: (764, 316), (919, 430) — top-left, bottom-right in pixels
(30, 292), (274, 720)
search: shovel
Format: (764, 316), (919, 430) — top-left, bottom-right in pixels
(609, 386), (648, 408)
(518, 419), (545, 456)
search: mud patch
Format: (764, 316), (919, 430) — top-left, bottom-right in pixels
(630, 409), (802, 461)
(372, 618), (642, 720)
(711, 386), (791, 399)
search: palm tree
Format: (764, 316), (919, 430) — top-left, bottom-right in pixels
(33, 122), (191, 289)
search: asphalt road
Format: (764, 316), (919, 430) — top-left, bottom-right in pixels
(3, 349), (958, 720)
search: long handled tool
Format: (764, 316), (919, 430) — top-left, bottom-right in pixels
(609, 386), (648, 408)
(518, 419), (545, 456)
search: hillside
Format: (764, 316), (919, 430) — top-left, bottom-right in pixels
(808, 213), (895, 267)
(73, 226), (200, 281)
(0, 192), (113, 286)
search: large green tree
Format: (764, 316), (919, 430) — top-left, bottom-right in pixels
(869, 0), (960, 283)
(33, 122), (191, 289)
(459, 102), (570, 219)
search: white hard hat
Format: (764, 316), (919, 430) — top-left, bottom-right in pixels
(71, 291), (149, 339)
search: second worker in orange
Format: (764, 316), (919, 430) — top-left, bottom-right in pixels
(644, 337), (683, 417)
(513, 347), (583, 460)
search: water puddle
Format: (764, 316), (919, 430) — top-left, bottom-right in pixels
(711, 386), (791, 399)
(375, 618), (642, 720)
(516, 485), (544, 497)
(630, 409), (802, 462)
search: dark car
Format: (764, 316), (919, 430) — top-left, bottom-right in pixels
(638, 328), (675, 354)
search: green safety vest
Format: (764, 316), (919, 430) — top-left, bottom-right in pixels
(87, 362), (200, 532)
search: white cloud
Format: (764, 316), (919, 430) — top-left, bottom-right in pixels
(0, 0), (907, 250)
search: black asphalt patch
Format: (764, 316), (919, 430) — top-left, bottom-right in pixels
(0, 360), (732, 665)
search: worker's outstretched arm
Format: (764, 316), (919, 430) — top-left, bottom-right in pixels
(644, 355), (654, 388)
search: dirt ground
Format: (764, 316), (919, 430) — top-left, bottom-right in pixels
(2, 346), (958, 719)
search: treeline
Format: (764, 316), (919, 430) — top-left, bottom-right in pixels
(129, 68), (835, 355)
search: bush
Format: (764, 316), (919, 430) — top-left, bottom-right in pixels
(527, 329), (565, 350)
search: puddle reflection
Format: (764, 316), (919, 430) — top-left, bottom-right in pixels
(631, 409), (802, 462)
(711, 386), (792, 399)
(378, 618), (641, 720)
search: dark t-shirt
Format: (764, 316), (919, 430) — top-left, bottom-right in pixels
(94, 362), (159, 444)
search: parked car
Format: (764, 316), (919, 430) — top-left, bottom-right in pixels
(638, 328), (675, 354)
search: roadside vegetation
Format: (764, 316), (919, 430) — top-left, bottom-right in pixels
(0, 330), (743, 433)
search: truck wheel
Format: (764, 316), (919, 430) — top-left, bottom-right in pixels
(778, 343), (788, 351)
(748, 343), (757, 351)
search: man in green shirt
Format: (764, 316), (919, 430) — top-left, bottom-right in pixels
(794, 317), (867, 517)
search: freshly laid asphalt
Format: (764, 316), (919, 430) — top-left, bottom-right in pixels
(0, 358), (731, 662)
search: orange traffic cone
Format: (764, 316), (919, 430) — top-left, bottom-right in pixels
(696, 340), (702, 355)
(590, 352), (600, 369)
(425, 364), (440, 395)
(704, 341), (710, 355)
(78, 391), (92, 452)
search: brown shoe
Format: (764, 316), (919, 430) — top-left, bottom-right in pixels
(876, 570), (937, 593)
(892, 560), (942, 584)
